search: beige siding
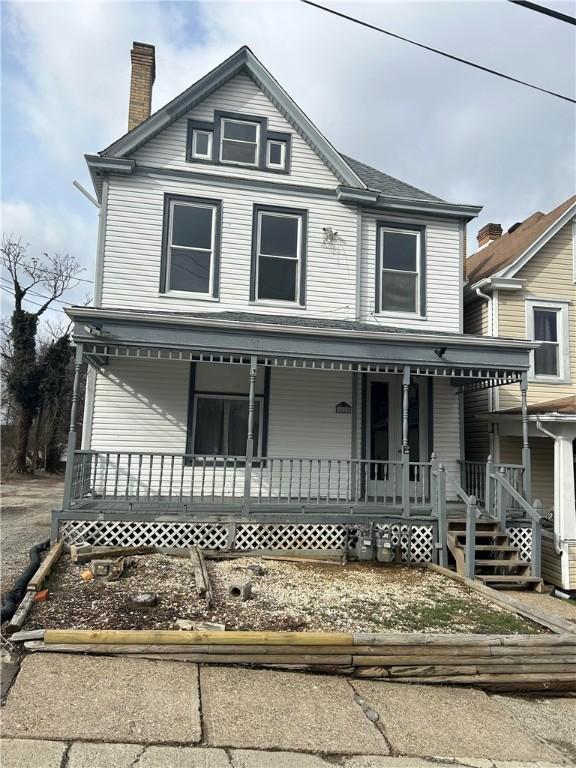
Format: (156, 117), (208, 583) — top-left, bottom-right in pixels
(569, 543), (576, 590)
(499, 435), (554, 513)
(131, 73), (341, 188)
(463, 295), (490, 461)
(359, 210), (462, 332)
(497, 222), (576, 410)
(541, 532), (563, 587)
(102, 173), (358, 318)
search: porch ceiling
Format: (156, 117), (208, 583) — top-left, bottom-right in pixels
(66, 306), (533, 386)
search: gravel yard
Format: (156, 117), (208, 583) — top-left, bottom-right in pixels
(26, 553), (544, 634)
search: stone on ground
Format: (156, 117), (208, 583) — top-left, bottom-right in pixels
(1, 738), (67, 768)
(139, 746), (231, 767)
(0, 654), (201, 744)
(231, 749), (333, 767)
(67, 742), (144, 768)
(491, 695), (576, 762)
(200, 666), (387, 755)
(351, 681), (569, 764)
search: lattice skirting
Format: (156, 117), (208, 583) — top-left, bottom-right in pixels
(506, 526), (532, 562)
(57, 519), (435, 562)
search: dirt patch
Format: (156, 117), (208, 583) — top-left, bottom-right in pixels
(26, 554), (544, 634)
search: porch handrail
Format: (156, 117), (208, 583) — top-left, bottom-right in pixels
(491, 468), (543, 578)
(442, 464), (479, 579)
(430, 455), (447, 567)
(67, 450), (424, 510)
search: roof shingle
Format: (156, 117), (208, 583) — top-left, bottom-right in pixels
(341, 154), (445, 203)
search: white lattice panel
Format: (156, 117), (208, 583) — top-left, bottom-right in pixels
(376, 524), (434, 563)
(507, 526), (532, 562)
(58, 520), (229, 549)
(235, 524), (346, 551)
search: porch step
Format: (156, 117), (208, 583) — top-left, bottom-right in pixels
(473, 545), (519, 552)
(473, 559), (527, 568)
(476, 575), (543, 589)
(448, 520), (499, 532)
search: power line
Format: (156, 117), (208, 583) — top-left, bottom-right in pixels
(508, 0), (576, 25)
(0, 285), (65, 314)
(299, 0), (576, 104)
(0, 277), (81, 306)
(0, 257), (94, 284)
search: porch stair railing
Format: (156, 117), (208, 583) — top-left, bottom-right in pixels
(460, 459), (524, 508)
(67, 449), (432, 510)
(444, 464), (543, 589)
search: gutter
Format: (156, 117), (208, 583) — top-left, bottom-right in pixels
(65, 306), (536, 351)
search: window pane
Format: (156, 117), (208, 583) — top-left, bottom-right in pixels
(194, 399), (224, 455)
(534, 309), (558, 342)
(381, 271), (417, 313)
(172, 204), (213, 249)
(382, 231), (418, 272)
(258, 256), (297, 301)
(260, 214), (299, 258)
(223, 120), (258, 142)
(370, 382), (389, 473)
(221, 139), (257, 164)
(169, 249), (211, 293)
(268, 142), (283, 166)
(534, 343), (559, 376)
(194, 131), (210, 156)
(228, 400), (261, 456)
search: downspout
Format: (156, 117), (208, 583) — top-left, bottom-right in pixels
(475, 285), (496, 424)
(536, 418), (565, 558)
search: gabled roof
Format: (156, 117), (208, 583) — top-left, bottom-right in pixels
(466, 195), (576, 284)
(341, 154), (444, 203)
(101, 46), (365, 190)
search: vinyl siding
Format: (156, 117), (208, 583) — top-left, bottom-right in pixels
(497, 222), (575, 410)
(101, 173), (358, 318)
(433, 377), (461, 489)
(359, 210), (461, 332)
(541, 532), (563, 587)
(499, 435), (555, 513)
(463, 296), (490, 461)
(130, 72), (341, 188)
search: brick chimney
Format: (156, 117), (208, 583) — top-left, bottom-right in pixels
(128, 42), (156, 131)
(477, 222), (502, 249)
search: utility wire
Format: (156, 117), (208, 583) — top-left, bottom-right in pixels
(299, 0), (576, 104)
(0, 285), (65, 313)
(0, 277), (79, 306)
(0, 257), (94, 284)
(508, 0), (576, 25)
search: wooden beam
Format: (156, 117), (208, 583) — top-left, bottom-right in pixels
(27, 541), (63, 592)
(43, 629), (354, 646)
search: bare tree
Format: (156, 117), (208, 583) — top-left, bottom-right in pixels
(2, 236), (84, 472)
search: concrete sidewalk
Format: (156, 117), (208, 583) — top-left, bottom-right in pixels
(1, 654), (575, 767)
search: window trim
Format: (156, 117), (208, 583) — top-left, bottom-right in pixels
(214, 110), (267, 169)
(191, 129), (213, 160)
(160, 193), (222, 299)
(526, 298), (571, 383)
(185, 120), (215, 165)
(185, 364), (271, 462)
(266, 139), (286, 169)
(250, 204), (308, 307)
(375, 221), (426, 318)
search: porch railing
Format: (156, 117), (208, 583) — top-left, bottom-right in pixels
(68, 450), (431, 509)
(460, 459), (524, 509)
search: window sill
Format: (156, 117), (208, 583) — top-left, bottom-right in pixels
(249, 300), (306, 310)
(375, 311), (427, 321)
(528, 374), (571, 385)
(159, 292), (220, 303)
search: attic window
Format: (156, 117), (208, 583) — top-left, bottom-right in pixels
(191, 129), (212, 160)
(220, 118), (260, 166)
(266, 140), (287, 170)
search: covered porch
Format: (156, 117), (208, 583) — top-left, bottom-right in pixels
(63, 308), (535, 522)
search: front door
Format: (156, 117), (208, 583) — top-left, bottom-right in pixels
(366, 375), (428, 502)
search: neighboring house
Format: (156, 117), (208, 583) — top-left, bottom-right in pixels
(59, 44), (540, 583)
(464, 197), (576, 591)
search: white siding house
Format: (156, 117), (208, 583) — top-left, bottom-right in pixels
(60, 44), (538, 572)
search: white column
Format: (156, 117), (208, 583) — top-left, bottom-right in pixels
(553, 426), (576, 541)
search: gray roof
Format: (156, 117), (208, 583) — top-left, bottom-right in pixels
(341, 154), (445, 203)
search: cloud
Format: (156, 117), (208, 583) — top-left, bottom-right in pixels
(2, 0), (574, 266)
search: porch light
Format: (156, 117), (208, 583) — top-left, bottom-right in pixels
(335, 401), (352, 414)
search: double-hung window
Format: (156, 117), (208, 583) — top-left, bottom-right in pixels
(377, 224), (425, 315)
(162, 195), (220, 297)
(193, 395), (262, 457)
(220, 118), (260, 166)
(253, 207), (306, 304)
(527, 300), (570, 381)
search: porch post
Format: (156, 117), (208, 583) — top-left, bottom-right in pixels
(520, 372), (532, 501)
(62, 344), (84, 510)
(243, 355), (258, 514)
(402, 365), (411, 517)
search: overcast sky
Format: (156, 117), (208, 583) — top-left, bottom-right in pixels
(1, 0), (575, 320)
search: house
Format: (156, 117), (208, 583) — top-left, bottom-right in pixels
(464, 197), (576, 591)
(59, 43), (541, 583)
